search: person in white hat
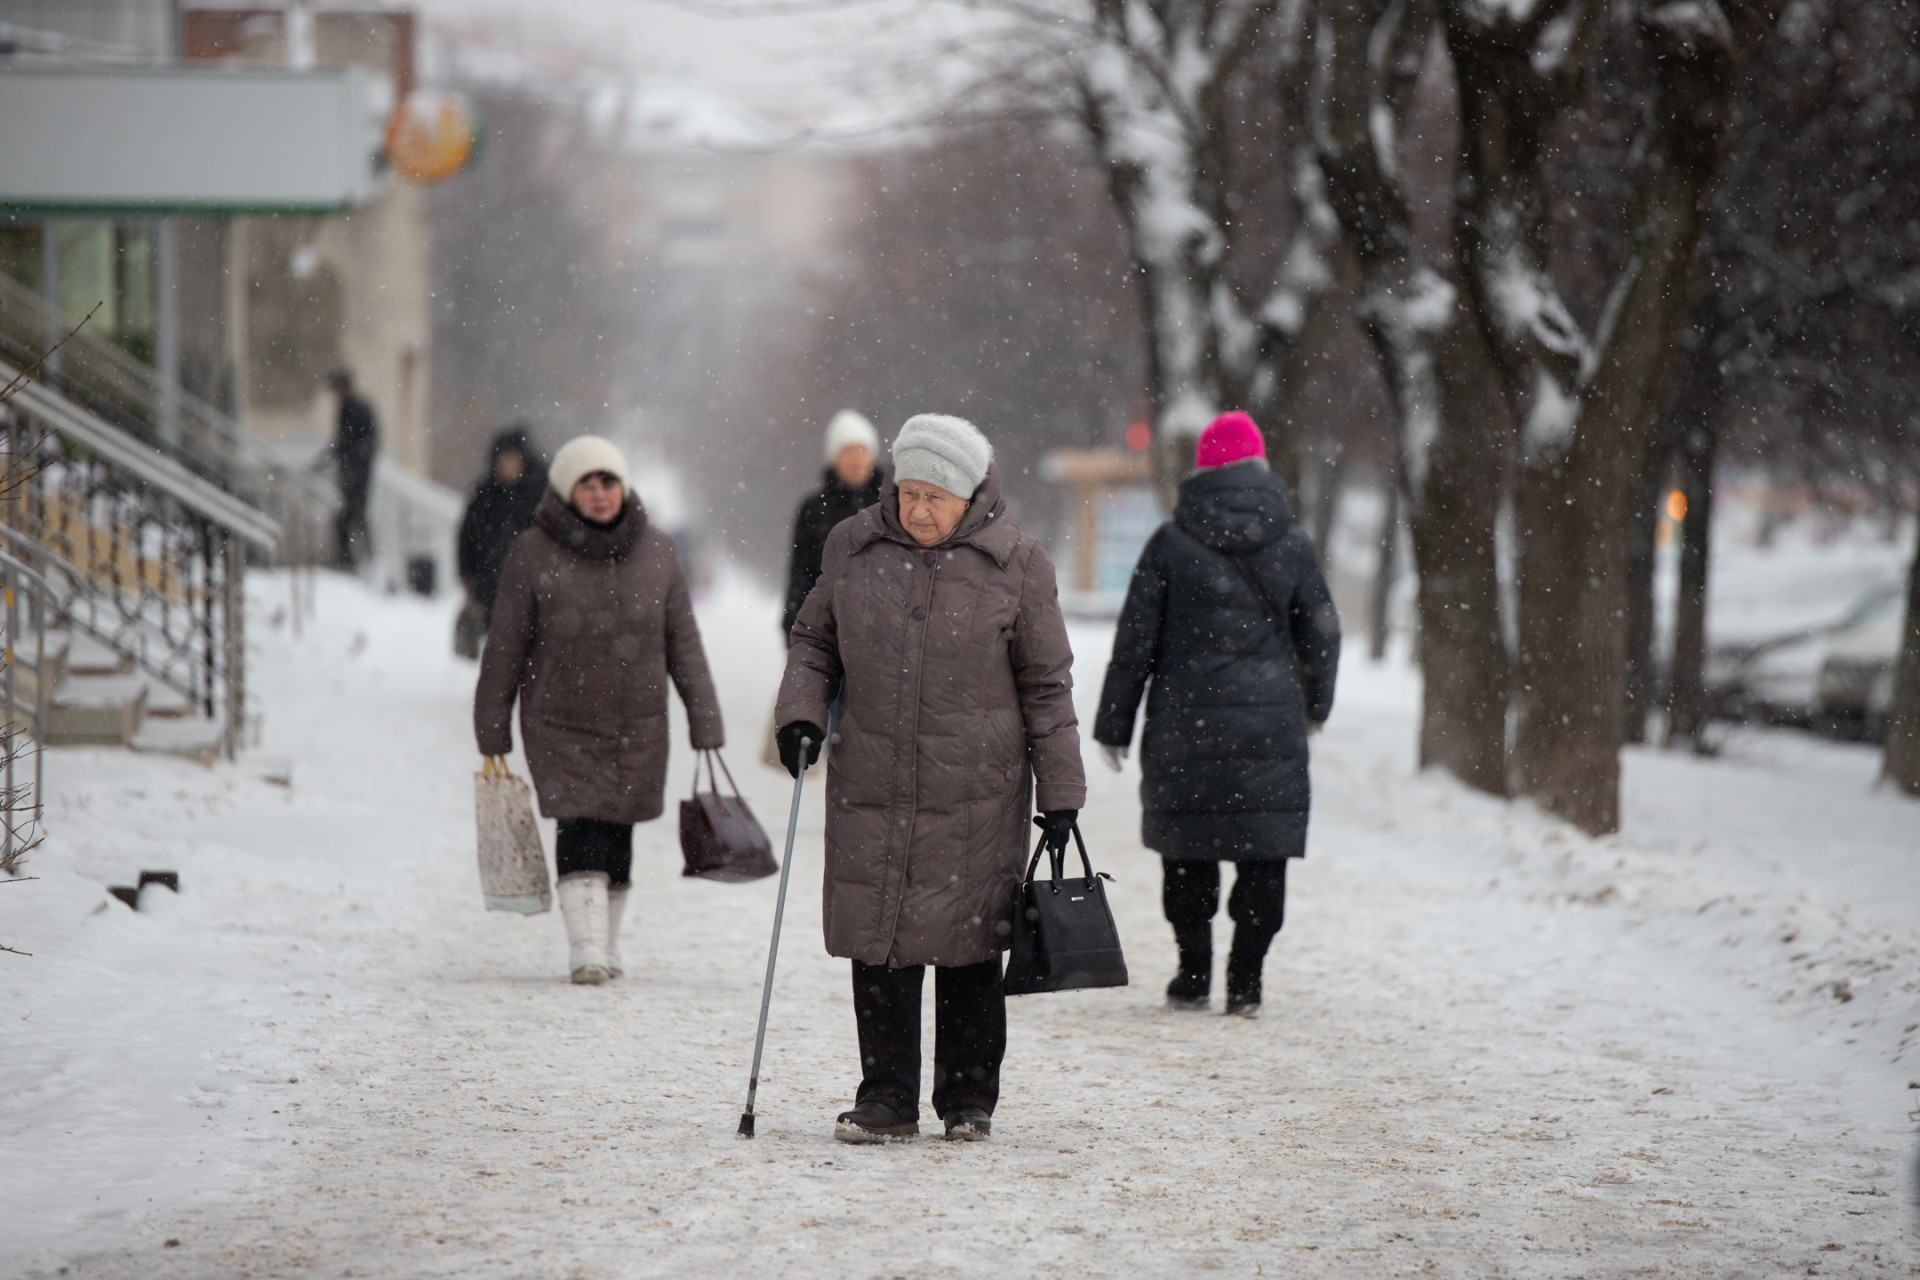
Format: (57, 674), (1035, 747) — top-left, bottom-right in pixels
(781, 409), (884, 639)
(475, 435), (725, 985)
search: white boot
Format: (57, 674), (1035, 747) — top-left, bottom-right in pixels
(605, 886), (629, 980)
(558, 873), (611, 985)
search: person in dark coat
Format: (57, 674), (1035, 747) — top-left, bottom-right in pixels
(457, 426), (548, 639)
(782, 409), (884, 640)
(325, 369), (379, 570)
(1093, 411), (1340, 1018)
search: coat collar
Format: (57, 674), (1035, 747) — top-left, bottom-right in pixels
(535, 488), (646, 561)
(846, 462), (1020, 568)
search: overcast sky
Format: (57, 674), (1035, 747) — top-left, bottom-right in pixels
(411, 0), (1000, 141)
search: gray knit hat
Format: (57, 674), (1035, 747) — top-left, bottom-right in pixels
(890, 414), (992, 498)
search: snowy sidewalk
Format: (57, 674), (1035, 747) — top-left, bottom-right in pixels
(4, 573), (1916, 1279)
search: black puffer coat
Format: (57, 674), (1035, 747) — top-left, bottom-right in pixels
(458, 429), (548, 612)
(782, 466), (886, 639)
(1093, 463), (1340, 862)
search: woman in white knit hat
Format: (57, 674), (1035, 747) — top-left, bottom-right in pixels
(775, 414), (1086, 1143)
(474, 435), (725, 985)
(781, 409), (884, 641)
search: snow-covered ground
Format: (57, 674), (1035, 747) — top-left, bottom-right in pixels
(4, 567), (1918, 1279)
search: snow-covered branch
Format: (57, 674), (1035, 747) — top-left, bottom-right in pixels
(1076, 0), (1296, 473)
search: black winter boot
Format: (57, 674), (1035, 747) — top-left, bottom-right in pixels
(835, 1100), (919, 1143)
(1166, 934), (1212, 1010)
(1224, 940), (1267, 1018)
(943, 1106), (992, 1141)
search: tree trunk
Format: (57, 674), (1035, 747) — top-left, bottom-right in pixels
(1665, 422), (1717, 745)
(1256, 276), (1342, 507)
(1621, 446), (1665, 745)
(1080, 0), (1306, 509)
(1310, 439), (1346, 556)
(1452, 0), (1780, 833)
(1369, 471), (1398, 661)
(1882, 527), (1920, 797)
(1314, 0), (1510, 794)
(1412, 317), (1511, 795)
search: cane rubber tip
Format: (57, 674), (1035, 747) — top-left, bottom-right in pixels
(738, 1113), (756, 1138)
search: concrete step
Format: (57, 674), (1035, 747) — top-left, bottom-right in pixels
(45, 631), (130, 677)
(130, 715), (224, 766)
(47, 672), (147, 746)
(140, 681), (200, 719)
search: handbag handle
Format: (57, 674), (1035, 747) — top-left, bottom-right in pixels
(689, 749), (747, 801)
(1022, 820), (1099, 890)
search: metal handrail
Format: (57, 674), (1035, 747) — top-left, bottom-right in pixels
(0, 553), (46, 863)
(0, 368), (269, 754)
(0, 356), (280, 550)
(0, 270), (333, 561)
(0, 546), (54, 594)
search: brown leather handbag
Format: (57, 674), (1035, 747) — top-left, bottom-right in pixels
(678, 750), (778, 882)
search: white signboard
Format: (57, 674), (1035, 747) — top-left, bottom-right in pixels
(0, 66), (389, 214)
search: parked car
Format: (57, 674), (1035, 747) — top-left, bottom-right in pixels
(1812, 591), (1906, 740)
(1704, 583), (1904, 737)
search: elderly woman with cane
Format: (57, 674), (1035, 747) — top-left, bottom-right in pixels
(474, 435), (724, 985)
(1094, 412), (1340, 1018)
(775, 414), (1085, 1144)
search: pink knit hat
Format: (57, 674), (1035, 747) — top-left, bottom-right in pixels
(1194, 411), (1266, 469)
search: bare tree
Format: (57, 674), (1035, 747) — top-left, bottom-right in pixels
(1073, 0), (1336, 496)
(1446, 0), (1788, 833)
(1309, 0), (1511, 794)
(1646, 0), (1920, 789)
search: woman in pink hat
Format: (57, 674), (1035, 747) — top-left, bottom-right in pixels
(1092, 412), (1341, 1017)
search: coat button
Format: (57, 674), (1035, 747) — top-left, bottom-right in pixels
(912, 607), (926, 620)
(922, 551), (935, 566)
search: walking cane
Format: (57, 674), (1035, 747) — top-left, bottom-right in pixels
(737, 730), (814, 1138)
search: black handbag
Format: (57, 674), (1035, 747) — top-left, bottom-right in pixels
(1003, 822), (1129, 995)
(678, 751), (778, 883)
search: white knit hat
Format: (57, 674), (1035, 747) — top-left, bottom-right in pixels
(548, 435), (630, 498)
(823, 409), (879, 463)
(891, 414), (992, 499)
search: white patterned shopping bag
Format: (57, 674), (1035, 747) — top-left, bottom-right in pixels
(473, 758), (551, 914)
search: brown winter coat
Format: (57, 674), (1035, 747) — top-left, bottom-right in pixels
(776, 465), (1086, 969)
(475, 490), (724, 823)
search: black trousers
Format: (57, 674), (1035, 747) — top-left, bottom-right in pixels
(335, 477), (371, 570)
(1162, 857), (1288, 957)
(556, 818), (634, 889)
(850, 958), (1005, 1120)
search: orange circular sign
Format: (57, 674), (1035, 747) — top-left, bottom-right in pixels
(385, 91), (479, 184)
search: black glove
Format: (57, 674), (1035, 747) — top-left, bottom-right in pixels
(1032, 809), (1079, 853)
(776, 720), (824, 778)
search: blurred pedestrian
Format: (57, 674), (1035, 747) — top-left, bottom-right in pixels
(783, 409), (885, 641)
(776, 413), (1085, 1144)
(1093, 411), (1340, 1018)
(455, 426), (547, 656)
(324, 369), (379, 570)
(474, 435), (724, 985)
(763, 410), (885, 770)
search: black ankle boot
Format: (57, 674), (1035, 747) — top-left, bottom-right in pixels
(1225, 943), (1267, 1018)
(1166, 939), (1212, 1010)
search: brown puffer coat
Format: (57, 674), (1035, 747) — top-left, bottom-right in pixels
(475, 490), (723, 823)
(776, 465), (1086, 969)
